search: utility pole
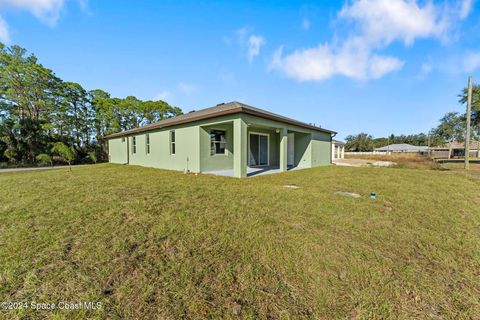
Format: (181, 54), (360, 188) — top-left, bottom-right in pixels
(428, 135), (431, 157)
(465, 76), (473, 170)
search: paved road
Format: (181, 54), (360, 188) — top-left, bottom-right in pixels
(0, 165), (74, 173)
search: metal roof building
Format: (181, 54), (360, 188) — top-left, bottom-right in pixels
(374, 144), (429, 153)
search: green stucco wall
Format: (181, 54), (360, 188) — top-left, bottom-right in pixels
(108, 137), (128, 164)
(199, 122), (234, 172)
(310, 130), (333, 167)
(107, 112), (333, 175)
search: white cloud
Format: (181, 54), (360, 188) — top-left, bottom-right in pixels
(417, 62), (433, 78)
(154, 90), (170, 101)
(0, 15), (10, 43)
(178, 82), (198, 95)
(235, 27), (248, 44)
(339, 0), (448, 46)
(368, 54), (404, 79)
(302, 18), (310, 30)
(271, 0), (455, 81)
(247, 35), (264, 62)
(0, 0), (66, 26)
(459, 0), (474, 19)
(463, 52), (480, 72)
(234, 27), (265, 62)
(77, 0), (88, 11)
(0, 0), (87, 43)
(270, 42), (403, 81)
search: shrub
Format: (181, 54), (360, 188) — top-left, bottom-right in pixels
(36, 153), (53, 166)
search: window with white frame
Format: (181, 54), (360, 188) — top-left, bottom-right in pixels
(210, 130), (226, 155)
(170, 130), (176, 155)
(145, 134), (150, 154)
(132, 136), (136, 154)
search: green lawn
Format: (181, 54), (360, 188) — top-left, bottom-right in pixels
(1, 164), (479, 319)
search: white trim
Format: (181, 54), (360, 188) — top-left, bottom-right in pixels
(169, 130), (176, 155)
(145, 133), (150, 155)
(209, 128), (228, 156)
(287, 132), (295, 166)
(248, 131), (270, 166)
(131, 136), (137, 154)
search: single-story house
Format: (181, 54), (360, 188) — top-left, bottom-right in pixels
(430, 141), (480, 158)
(373, 144), (429, 154)
(105, 101), (336, 177)
(332, 140), (345, 160)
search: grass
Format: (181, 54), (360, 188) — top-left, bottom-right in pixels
(1, 164), (480, 319)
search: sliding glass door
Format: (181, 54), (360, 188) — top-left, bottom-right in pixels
(249, 133), (269, 166)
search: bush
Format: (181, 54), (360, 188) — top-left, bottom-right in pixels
(4, 148), (17, 163)
(36, 153), (53, 166)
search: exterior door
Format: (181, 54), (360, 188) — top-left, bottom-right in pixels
(249, 133), (269, 166)
(287, 133), (295, 166)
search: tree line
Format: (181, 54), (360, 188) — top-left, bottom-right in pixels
(345, 84), (480, 153)
(0, 44), (182, 167)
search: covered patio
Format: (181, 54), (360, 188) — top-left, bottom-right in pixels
(205, 165), (303, 177)
(199, 116), (312, 178)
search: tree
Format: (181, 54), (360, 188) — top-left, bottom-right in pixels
(430, 112), (465, 158)
(345, 133), (374, 152)
(36, 153), (52, 166)
(61, 82), (91, 148)
(0, 44), (62, 121)
(0, 43), (183, 167)
(459, 84), (480, 157)
(51, 142), (76, 170)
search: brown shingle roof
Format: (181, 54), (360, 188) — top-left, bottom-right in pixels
(104, 101), (336, 138)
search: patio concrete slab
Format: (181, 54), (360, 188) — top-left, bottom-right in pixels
(205, 166), (303, 177)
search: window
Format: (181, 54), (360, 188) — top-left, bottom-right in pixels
(210, 130), (226, 155)
(132, 136), (136, 154)
(145, 134), (150, 154)
(170, 130), (175, 155)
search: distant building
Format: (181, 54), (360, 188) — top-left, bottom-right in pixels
(374, 144), (429, 154)
(430, 141), (480, 158)
(332, 140), (345, 160)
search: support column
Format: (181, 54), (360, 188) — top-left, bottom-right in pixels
(280, 128), (288, 172)
(331, 142), (335, 160)
(233, 118), (247, 178)
(341, 145), (345, 159)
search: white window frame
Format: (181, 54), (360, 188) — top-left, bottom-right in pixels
(145, 134), (150, 154)
(170, 130), (176, 155)
(131, 136), (137, 154)
(210, 129), (227, 156)
(248, 131), (270, 166)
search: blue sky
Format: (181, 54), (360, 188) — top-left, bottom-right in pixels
(0, 0), (479, 140)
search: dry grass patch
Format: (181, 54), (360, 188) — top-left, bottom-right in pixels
(345, 154), (439, 170)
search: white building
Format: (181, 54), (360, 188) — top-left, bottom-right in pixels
(374, 144), (429, 154)
(332, 140), (345, 160)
